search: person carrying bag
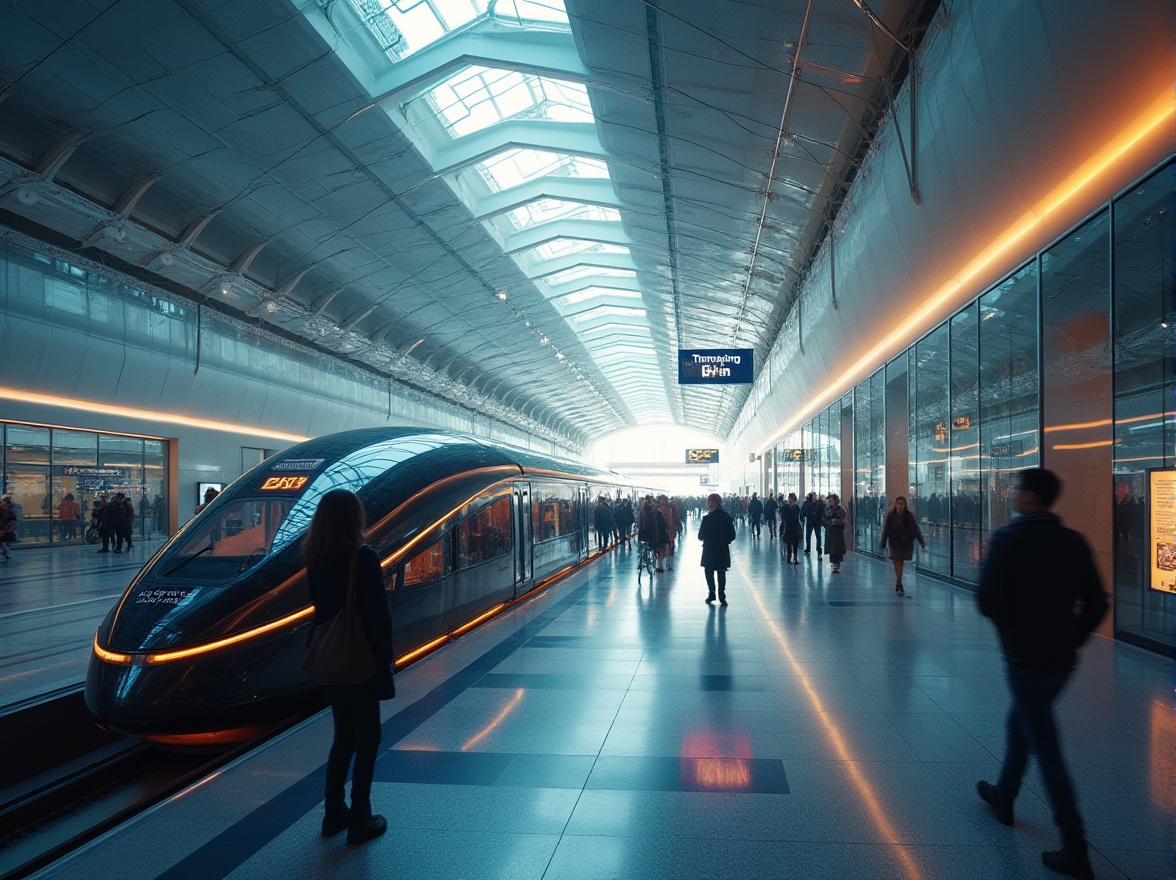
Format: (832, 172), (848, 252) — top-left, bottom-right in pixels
(302, 489), (394, 846)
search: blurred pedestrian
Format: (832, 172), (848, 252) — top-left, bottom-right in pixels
(0, 495), (17, 560)
(780, 493), (802, 563)
(975, 468), (1107, 880)
(824, 494), (848, 572)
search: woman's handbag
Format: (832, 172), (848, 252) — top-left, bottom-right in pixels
(301, 549), (375, 685)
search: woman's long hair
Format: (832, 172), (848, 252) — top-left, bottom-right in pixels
(303, 488), (367, 568)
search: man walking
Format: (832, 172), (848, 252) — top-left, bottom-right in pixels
(975, 468), (1107, 880)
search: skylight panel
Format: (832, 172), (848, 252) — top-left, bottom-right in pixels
(349, 0), (568, 64)
(556, 286), (641, 305)
(526, 239), (629, 262)
(475, 149), (609, 192)
(566, 306), (647, 324)
(545, 266), (636, 287)
(424, 67), (592, 138)
(505, 199), (621, 231)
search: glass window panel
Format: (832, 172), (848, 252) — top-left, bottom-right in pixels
(504, 200), (620, 230)
(350, 0), (568, 64)
(457, 495), (512, 568)
(979, 263), (1039, 546)
(1111, 163), (1175, 647)
(532, 481), (577, 541)
(475, 150), (609, 193)
(913, 324), (950, 576)
(403, 533), (452, 587)
(950, 304), (981, 582)
(1042, 209), (1112, 604)
(419, 67), (591, 139)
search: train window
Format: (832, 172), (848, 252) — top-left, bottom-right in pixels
(457, 496), (512, 569)
(403, 533), (451, 587)
(159, 498), (294, 581)
(532, 482), (577, 542)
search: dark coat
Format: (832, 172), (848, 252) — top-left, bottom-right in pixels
(0, 502), (16, 541)
(593, 503), (613, 533)
(780, 502), (802, 543)
(698, 507), (736, 570)
(823, 504), (848, 561)
(977, 512), (1107, 671)
(762, 497), (778, 522)
(307, 544), (395, 699)
(747, 497), (763, 522)
(880, 509), (924, 561)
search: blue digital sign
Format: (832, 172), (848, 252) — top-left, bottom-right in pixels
(678, 348), (754, 384)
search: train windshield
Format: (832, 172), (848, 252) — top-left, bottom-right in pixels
(161, 498), (295, 581)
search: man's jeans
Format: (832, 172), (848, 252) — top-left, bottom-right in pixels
(997, 663), (1086, 847)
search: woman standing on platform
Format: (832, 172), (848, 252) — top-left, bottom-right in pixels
(824, 494), (848, 572)
(698, 493), (736, 605)
(880, 496), (926, 596)
(779, 493), (803, 563)
(304, 489), (394, 845)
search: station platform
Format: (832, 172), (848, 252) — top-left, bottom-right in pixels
(0, 539), (166, 708)
(26, 528), (1175, 880)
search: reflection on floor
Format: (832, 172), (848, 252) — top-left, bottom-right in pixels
(35, 525), (1174, 880)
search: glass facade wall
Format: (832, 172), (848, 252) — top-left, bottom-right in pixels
(777, 159), (1170, 651)
(1, 422), (170, 545)
(853, 369), (886, 556)
(1110, 166), (1174, 648)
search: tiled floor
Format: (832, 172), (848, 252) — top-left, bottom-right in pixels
(32, 525), (1175, 880)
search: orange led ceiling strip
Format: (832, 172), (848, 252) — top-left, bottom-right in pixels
(760, 90), (1175, 454)
(0, 386), (309, 444)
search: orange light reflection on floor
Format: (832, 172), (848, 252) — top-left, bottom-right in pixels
(681, 731), (753, 791)
(737, 561), (925, 880)
(461, 688), (524, 752)
(1149, 699), (1175, 811)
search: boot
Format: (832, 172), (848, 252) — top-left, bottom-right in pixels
(1041, 843), (1093, 880)
(321, 804), (350, 837)
(347, 805), (387, 845)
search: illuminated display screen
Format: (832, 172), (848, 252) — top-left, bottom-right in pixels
(259, 476), (309, 492)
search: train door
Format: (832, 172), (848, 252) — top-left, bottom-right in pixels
(578, 484), (589, 561)
(513, 482), (532, 594)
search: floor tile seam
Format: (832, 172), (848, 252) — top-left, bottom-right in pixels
(538, 646), (649, 880)
(149, 561), (603, 880)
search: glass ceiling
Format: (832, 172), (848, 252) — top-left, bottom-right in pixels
(419, 67), (593, 139)
(474, 149), (609, 193)
(503, 199), (620, 231)
(347, 0), (568, 64)
(330, 0), (673, 424)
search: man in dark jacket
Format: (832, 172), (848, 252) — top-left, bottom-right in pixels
(975, 468), (1107, 880)
(698, 493), (736, 605)
(801, 492), (823, 554)
(746, 492), (763, 538)
(762, 492), (778, 539)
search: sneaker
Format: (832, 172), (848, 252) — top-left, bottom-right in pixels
(1041, 847), (1093, 880)
(347, 813), (387, 845)
(321, 807), (350, 837)
(976, 781), (1014, 826)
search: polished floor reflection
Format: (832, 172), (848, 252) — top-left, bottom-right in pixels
(38, 523), (1173, 880)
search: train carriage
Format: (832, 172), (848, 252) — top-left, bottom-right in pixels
(85, 429), (646, 745)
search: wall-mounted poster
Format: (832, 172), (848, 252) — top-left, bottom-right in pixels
(1150, 468), (1176, 593)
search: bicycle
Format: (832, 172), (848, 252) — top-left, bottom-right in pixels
(636, 540), (658, 583)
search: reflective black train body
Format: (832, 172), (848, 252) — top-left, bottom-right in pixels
(86, 429), (643, 745)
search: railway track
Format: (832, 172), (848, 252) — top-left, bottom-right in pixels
(0, 688), (314, 880)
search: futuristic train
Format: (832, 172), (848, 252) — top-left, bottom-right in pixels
(85, 428), (648, 746)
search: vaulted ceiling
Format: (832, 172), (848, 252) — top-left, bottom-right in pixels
(0, 0), (935, 450)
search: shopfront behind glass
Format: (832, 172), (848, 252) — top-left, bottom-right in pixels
(1, 422), (170, 546)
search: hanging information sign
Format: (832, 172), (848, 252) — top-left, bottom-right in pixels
(678, 348), (754, 384)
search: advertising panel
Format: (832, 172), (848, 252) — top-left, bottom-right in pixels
(678, 348), (754, 384)
(1149, 468), (1176, 593)
(686, 449), (720, 464)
